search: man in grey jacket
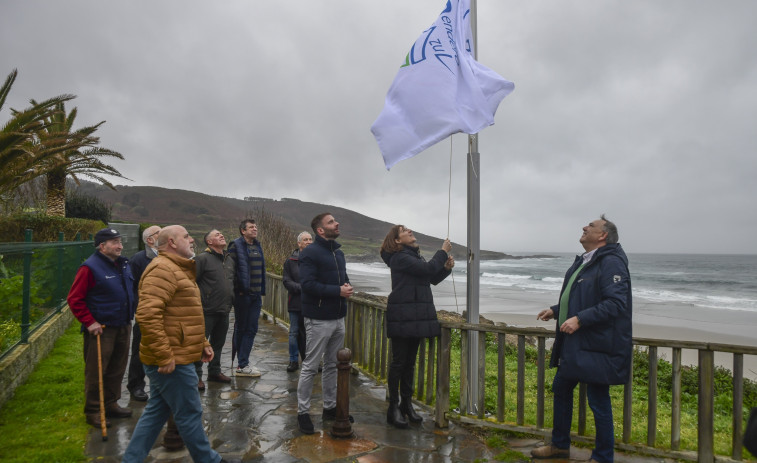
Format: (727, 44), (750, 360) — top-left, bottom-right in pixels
(194, 229), (236, 388)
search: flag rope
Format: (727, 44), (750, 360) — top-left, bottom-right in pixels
(448, 137), (460, 313)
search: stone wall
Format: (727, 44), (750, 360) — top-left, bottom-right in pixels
(0, 308), (74, 408)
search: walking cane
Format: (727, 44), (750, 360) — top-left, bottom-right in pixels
(96, 329), (108, 441)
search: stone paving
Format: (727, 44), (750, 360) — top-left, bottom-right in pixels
(86, 315), (501, 462)
(85, 315), (672, 463)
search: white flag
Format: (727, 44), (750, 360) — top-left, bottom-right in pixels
(371, 0), (514, 170)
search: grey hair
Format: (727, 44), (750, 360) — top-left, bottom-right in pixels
(297, 231), (312, 242)
(600, 214), (619, 244)
(142, 226), (160, 244)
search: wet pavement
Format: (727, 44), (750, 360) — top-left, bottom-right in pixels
(86, 315), (502, 462)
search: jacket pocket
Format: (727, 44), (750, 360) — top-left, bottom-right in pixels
(579, 321), (614, 354)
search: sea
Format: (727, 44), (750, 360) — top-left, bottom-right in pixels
(346, 252), (757, 348)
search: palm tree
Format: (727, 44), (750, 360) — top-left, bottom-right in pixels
(0, 69), (76, 198)
(33, 101), (128, 216)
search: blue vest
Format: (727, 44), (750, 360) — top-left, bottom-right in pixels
(231, 237), (266, 296)
(81, 251), (135, 327)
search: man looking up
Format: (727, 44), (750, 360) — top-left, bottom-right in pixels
(282, 231), (313, 372)
(531, 215), (632, 463)
(127, 225), (161, 402)
(194, 229), (235, 388)
(67, 228), (135, 428)
(228, 219), (266, 377)
(123, 225), (230, 463)
(296, 213), (353, 434)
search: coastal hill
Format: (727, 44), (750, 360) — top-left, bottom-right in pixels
(75, 182), (546, 260)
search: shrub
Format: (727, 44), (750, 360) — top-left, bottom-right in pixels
(0, 214), (104, 242)
(65, 190), (112, 223)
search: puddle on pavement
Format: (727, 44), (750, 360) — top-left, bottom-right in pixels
(287, 432), (377, 463)
(219, 391), (241, 400)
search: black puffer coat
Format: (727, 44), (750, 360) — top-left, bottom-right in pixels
(282, 249), (302, 312)
(381, 245), (451, 338)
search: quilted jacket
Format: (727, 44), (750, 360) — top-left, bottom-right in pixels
(136, 252), (210, 366)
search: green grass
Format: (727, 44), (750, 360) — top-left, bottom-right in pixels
(441, 331), (757, 459)
(0, 322), (88, 463)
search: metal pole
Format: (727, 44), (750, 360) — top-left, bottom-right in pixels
(21, 229), (33, 343)
(466, 0), (481, 413)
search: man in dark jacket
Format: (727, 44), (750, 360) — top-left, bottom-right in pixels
(296, 213), (353, 434)
(228, 219), (266, 377)
(127, 225), (161, 402)
(532, 215), (632, 463)
(67, 228), (136, 428)
(283, 231), (312, 372)
(194, 229), (235, 388)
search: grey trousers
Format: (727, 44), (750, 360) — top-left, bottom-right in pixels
(297, 317), (345, 414)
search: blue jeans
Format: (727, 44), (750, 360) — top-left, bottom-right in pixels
(122, 364), (220, 463)
(234, 294), (262, 368)
(551, 368), (614, 463)
(288, 311), (302, 362)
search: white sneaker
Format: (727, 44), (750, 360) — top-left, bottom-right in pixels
(235, 366), (261, 377)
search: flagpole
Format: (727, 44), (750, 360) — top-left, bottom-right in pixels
(466, 0), (481, 414)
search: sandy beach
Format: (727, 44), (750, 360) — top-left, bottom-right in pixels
(348, 270), (757, 379)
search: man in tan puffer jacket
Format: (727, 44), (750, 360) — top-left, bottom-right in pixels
(123, 225), (227, 463)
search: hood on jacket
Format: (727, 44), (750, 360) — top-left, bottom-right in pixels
(288, 249), (300, 261)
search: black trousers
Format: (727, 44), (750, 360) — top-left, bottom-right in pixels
(387, 337), (422, 403)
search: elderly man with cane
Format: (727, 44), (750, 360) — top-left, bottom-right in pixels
(68, 228), (136, 430)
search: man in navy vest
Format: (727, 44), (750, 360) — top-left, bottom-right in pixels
(68, 228), (136, 428)
(228, 219), (266, 377)
(531, 216), (632, 463)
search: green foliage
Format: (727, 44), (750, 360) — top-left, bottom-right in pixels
(446, 334), (757, 457)
(247, 207), (296, 275)
(0, 322), (88, 462)
(65, 189), (112, 222)
(0, 213), (103, 242)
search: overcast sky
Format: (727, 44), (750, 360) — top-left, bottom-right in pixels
(2, 1), (756, 254)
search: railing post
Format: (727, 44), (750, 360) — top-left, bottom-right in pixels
(733, 353), (744, 460)
(623, 352), (633, 443)
(537, 336), (546, 429)
(672, 347), (682, 450)
(517, 335), (525, 425)
(648, 346), (658, 447)
(460, 330), (469, 415)
(477, 331), (486, 419)
(425, 337), (436, 405)
(56, 232), (65, 307)
(435, 327), (451, 428)
(20, 229), (33, 344)
(698, 349), (715, 463)
(497, 333), (506, 422)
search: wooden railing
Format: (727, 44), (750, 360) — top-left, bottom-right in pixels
(263, 274), (756, 463)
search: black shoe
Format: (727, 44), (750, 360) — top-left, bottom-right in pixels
(400, 397), (423, 423)
(298, 413), (315, 434)
(198, 379), (206, 391)
(322, 407), (354, 423)
(130, 388), (148, 402)
(286, 361), (299, 372)
(386, 402), (408, 429)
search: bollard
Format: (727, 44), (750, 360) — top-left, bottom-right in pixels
(331, 347), (354, 438)
(162, 414), (185, 451)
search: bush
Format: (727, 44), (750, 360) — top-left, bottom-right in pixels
(0, 214), (104, 242)
(65, 190), (112, 223)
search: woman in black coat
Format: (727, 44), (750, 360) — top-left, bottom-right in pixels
(380, 225), (454, 428)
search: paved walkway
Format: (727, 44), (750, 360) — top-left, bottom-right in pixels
(85, 316), (670, 463)
(86, 315), (505, 462)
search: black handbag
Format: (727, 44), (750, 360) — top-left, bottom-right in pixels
(744, 407), (757, 456)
